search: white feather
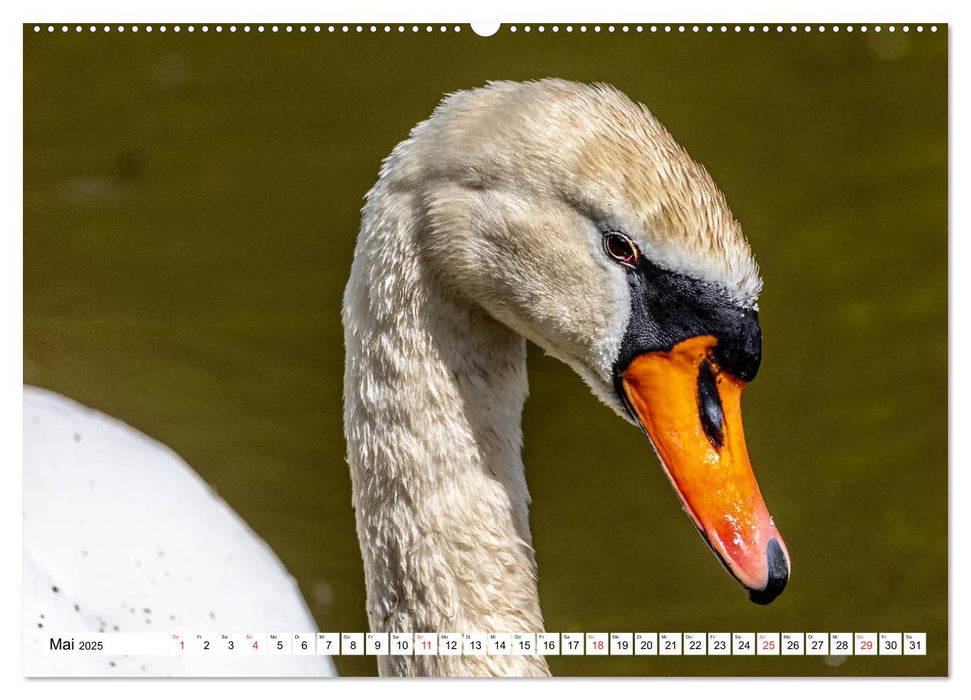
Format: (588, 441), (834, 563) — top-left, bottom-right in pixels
(22, 386), (336, 677)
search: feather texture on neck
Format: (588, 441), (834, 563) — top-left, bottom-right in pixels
(343, 179), (549, 677)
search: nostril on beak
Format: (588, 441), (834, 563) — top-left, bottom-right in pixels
(747, 538), (789, 605)
(697, 360), (724, 448)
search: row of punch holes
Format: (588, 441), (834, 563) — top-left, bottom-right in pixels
(32, 24), (939, 35)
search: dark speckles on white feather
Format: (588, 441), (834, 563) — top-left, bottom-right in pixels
(24, 387), (336, 676)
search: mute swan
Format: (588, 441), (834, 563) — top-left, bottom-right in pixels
(23, 386), (336, 677)
(344, 79), (790, 677)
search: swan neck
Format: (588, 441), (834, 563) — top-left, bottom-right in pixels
(343, 185), (549, 676)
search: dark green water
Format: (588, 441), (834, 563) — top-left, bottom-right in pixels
(24, 25), (947, 676)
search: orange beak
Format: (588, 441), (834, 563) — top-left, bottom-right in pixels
(620, 335), (790, 604)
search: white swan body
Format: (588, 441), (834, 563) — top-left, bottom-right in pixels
(23, 386), (336, 677)
(344, 80), (789, 677)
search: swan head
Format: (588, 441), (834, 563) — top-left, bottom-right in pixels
(386, 79), (789, 604)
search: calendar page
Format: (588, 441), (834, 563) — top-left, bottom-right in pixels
(21, 15), (947, 679)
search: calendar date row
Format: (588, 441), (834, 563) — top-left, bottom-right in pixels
(49, 632), (926, 657)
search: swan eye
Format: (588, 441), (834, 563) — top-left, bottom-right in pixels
(603, 232), (639, 268)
